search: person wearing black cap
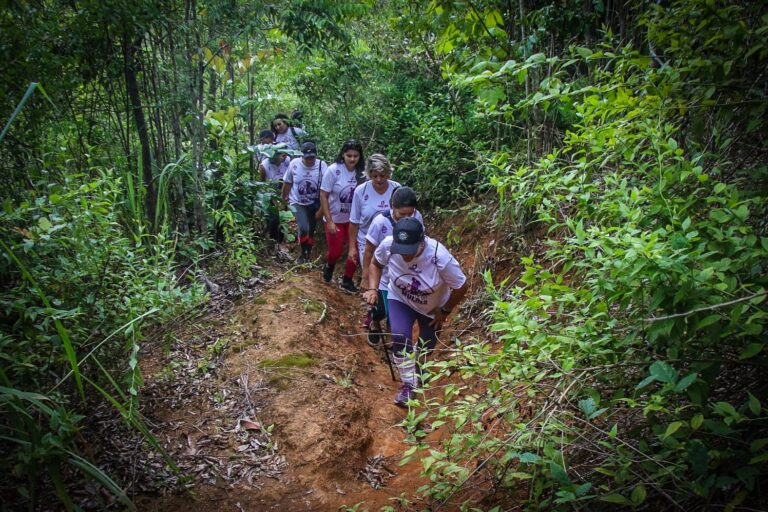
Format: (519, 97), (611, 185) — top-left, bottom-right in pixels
(362, 186), (424, 345)
(281, 141), (326, 264)
(363, 217), (469, 407)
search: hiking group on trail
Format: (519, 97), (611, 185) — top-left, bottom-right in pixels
(253, 114), (468, 407)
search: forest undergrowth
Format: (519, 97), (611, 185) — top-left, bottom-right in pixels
(2, 0), (768, 510)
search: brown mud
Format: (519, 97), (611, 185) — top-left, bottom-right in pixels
(128, 205), (507, 511)
(131, 269), (429, 511)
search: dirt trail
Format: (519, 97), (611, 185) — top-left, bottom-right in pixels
(134, 268), (430, 511)
(121, 208), (499, 511)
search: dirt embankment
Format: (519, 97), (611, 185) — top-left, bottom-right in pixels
(132, 269), (429, 511)
(123, 205), (506, 511)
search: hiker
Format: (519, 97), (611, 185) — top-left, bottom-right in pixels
(271, 113), (308, 150)
(255, 128), (275, 160)
(363, 217), (468, 407)
(348, 154), (400, 290)
(362, 186), (423, 346)
(319, 139), (366, 292)
(281, 141), (326, 264)
(258, 143), (294, 247)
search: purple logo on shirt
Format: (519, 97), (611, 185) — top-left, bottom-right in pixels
(382, 226), (388, 234)
(393, 273), (433, 305)
(339, 186), (355, 205)
(298, 180), (318, 196)
(363, 194), (369, 201)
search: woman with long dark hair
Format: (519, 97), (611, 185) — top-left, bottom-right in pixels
(319, 139), (366, 291)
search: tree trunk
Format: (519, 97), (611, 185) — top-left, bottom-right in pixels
(123, 32), (157, 230)
(166, 21), (189, 235)
(188, 0), (207, 236)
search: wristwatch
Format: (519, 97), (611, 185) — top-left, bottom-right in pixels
(440, 305), (452, 316)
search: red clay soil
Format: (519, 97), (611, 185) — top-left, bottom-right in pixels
(130, 206), (508, 512)
(133, 270), (433, 512)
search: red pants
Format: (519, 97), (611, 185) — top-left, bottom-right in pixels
(324, 221), (357, 279)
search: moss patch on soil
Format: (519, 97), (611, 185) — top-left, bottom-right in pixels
(257, 352), (315, 369)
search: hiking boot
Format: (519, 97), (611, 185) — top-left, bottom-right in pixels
(394, 384), (415, 408)
(340, 277), (358, 294)
(297, 244), (311, 265)
(367, 321), (382, 347)
(322, 263), (335, 283)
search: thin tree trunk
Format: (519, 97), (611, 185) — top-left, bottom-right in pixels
(123, 32), (156, 230)
(187, 0), (207, 236)
(166, 20), (189, 235)
(519, 0), (531, 163)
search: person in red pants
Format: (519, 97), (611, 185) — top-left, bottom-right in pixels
(319, 139), (366, 291)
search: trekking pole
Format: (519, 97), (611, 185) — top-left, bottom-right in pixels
(369, 304), (397, 381)
(381, 333), (397, 382)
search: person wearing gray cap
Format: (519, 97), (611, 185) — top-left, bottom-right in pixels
(281, 141), (326, 264)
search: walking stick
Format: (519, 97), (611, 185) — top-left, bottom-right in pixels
(381, 332), (397, 382)
(369, 305), (397, 382)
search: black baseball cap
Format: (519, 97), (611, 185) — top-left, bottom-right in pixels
(301, 141), (317, 157)
(259, 129), (274, 139)
(391, 217), (424, 255)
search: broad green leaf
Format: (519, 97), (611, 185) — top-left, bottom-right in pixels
(696, 314), (721, 330)
(751, 438), (768, 452)
(650, 361), (678, 384)
(713, 401), (737, 417)
(663, 421), (684, 438)
(635, 374), (657, 390)
(631, 484), (647, 505)
(518, 452), (540, 464)
(675, 373), (698, 392)
(600, 494), (630, 505)
(691, 414), (704, 430)
(733, 204), (749, 221)
(748, 393), (761, 415)
(549, 462), (571, 486)
(739, 343), (763, 359)
(710, 209), (732, 223)
(38, 216), (52, 230)
(579, 397), (596, 417)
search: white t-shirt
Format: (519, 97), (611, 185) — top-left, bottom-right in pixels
(374, 236), (466, 318)
(275, 127), (307, 150)
(283, 158), (326, 206)
(320, 162), (358, 223)
(365, 210), (424, 290)
(349, 179), (400, 241)
(261, 157), (290, 186)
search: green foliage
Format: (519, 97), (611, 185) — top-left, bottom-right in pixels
(405, 1), (768, 510)
(0, 171), (203, 507)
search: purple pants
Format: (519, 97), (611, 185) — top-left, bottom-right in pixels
(387, 299), (437, 356)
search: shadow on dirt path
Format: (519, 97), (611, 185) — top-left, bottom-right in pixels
(134, 267), (430, 511)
